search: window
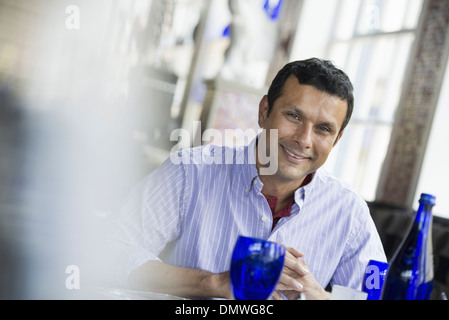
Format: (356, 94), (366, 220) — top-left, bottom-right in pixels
(290, 0), (424, 201)
(414, 60), (449, 219)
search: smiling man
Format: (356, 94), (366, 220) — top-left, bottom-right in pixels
(257, 76), (347, 197)
(110, 58), (386, 300)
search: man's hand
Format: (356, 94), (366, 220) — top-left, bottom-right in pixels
(272, 246), (331, 300)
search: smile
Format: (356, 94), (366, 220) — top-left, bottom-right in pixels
(281, 145), (310, 162)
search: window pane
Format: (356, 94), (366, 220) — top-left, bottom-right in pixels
(334, 0), (361, 40)
(356, 0), (382, 34)
(403, 0), (424, 29)
(324, 123), (392, 201)
(376, 34), (414, 122)
(378, 0), (409, 32)
(346, 35), (414, 122)
(290, 0), (339, 60)
(326, 34), (415, 201)
(355, 0), (423, 34)
(414, 59), (449, 218)
(327, 42), (350, 68)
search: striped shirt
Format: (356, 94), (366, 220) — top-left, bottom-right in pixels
(110, 137), (386, 291)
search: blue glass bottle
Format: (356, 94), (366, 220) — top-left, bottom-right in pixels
(381, 193), (435, 300)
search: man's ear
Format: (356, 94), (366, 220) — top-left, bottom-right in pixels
(333, 130), (344, 147)
(258, 95), (269, 128)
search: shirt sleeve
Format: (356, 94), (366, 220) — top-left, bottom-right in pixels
(330, 201), (387, 291)
(105, 155), (187, 285)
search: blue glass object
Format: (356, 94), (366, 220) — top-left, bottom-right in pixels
(222, 25), (231, 38)
(361, 260), (389, 300)
(381, 193), (435, 300)
(230, 236), (285, 300)
(263, 0), (284, 20)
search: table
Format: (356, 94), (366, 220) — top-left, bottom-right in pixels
(84, 286), (189, 300)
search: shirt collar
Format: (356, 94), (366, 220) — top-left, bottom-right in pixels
(293, 171), (317, 205)
(243, 136), (263, 194)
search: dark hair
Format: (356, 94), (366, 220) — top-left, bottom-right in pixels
(267, 58), (354, 134)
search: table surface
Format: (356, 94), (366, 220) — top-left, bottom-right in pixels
(86, 286), (189, 300)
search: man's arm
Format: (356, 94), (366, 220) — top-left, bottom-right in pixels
(127, 260), (231, 299)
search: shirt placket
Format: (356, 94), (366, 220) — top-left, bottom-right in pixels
(246, 176), (273, 238)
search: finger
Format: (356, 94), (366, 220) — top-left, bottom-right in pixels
(296, 258), (310, 275)
(271, 290), (284, 300)
(285, 247), (305, 258)
(277, 273), (303, 292)
(277, 244), (304, 259)
(283, 255), (309, 276)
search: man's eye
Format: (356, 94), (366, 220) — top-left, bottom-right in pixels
(288, 113), (299, 120)
(318, 126), (331, 132)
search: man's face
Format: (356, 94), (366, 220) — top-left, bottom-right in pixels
(257, 76), (348, 184)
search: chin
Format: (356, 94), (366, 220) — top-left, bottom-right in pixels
(276, 166), (309, 183)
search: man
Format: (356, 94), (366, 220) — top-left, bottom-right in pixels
(110, 58), (386, 300)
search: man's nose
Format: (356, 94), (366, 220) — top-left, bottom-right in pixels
(294, 124), (313, 149)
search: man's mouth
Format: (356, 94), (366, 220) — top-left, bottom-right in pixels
(281, 145), (310, 162)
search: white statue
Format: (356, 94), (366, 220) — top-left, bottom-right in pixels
(220, 0), (280, 88)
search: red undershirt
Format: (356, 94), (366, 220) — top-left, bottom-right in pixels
(263, 174), (312, 230)
(264, 195), (295, 230)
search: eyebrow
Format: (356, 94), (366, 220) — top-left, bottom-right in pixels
(284, 105), (338, 131)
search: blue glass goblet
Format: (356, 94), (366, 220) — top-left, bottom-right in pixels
(230, 236), (285, 300)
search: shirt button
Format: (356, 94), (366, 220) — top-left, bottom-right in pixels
(245, 188), (249, 193)
(253, 179), (258, 185)
(262, 216), (267, 222)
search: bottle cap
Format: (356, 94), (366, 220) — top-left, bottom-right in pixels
(419, 193), (436, 205)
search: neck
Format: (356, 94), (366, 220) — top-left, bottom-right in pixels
(259, 174), (310, 203)
(254, 137), (312, 206)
